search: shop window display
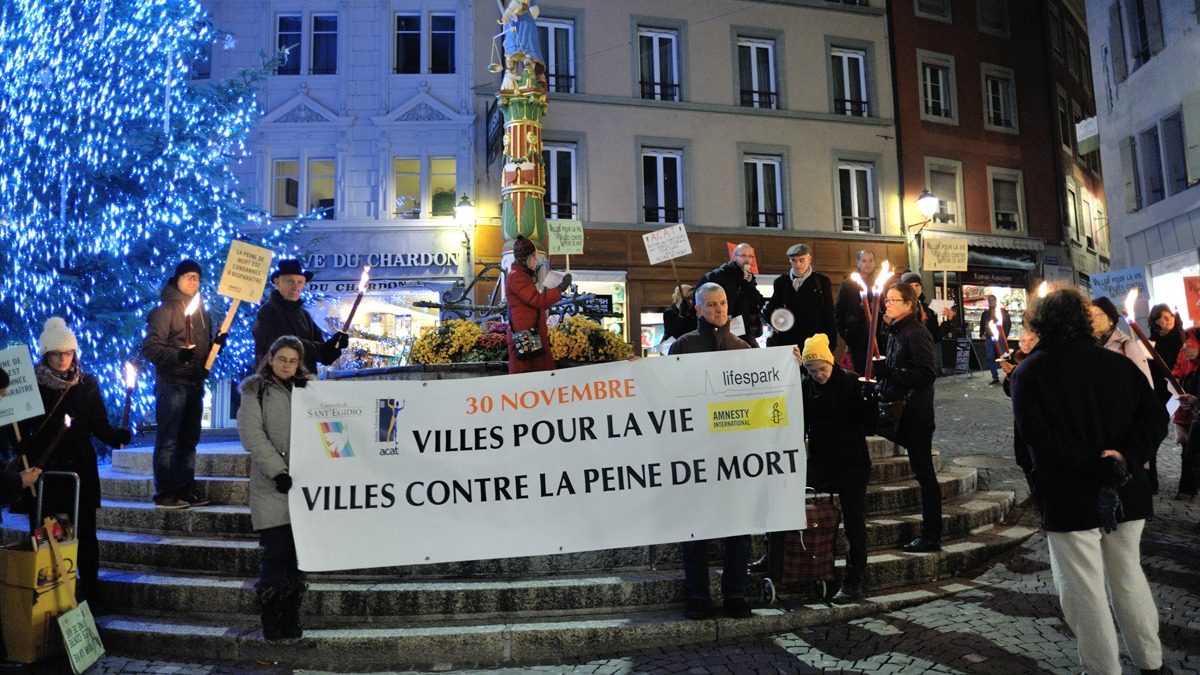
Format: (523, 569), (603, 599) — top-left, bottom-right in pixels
(962, 284), (1027, 340)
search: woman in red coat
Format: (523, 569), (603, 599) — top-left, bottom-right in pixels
(506, 235), (572, 374)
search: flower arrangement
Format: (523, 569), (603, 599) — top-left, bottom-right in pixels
(410, 319), (483, 364)
(463, 331), (508, 362)
(549, 314), (633, 362)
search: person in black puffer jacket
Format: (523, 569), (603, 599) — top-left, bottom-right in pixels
(874, 281), (940, 553)
(698, 244), (764, 347)
(253, 259), (347, 375)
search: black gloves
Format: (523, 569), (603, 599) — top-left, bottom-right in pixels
(1097, 486), (1124, 533)
(557, 273), (573, 292)
(293, 377), (308, 388)
(212, 333), (228, 348)
(178, 347), (195, 364)
(327, 331), (350, 350)
(274, 473), (292, 494)
(859, 380), (880, 405)
(114, 428), (133, 446)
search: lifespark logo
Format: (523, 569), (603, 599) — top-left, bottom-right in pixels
(721, 367), (781, 387)
(318, 421), (355, 458)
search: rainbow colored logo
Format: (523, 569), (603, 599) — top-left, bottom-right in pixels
(318, 421), (355, 458)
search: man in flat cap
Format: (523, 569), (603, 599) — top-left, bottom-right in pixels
(762, 243), (837, 350)
(253, 258), (348, 375)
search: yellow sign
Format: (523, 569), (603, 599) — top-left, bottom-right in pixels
(923, 237), (969, 271)
(547, 219), (584, 255)
(216, 240), (274, 303)
(707, 397), (789, 433)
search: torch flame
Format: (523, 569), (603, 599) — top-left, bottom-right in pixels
(184, 293), (201, 317)
(871, 261), (894, 296)
(850, 272), (868, 297)
(1123, 287), (1138, 319)
(124, 362), (137, 389)
(63, 414), (72, 428)
(1037, 281), (1049, 298)
(989, 320), (1001, 341)
(358, 265), (371, 294)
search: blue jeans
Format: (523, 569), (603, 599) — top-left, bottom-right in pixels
(983, 339), (1000, 381)
(681, 535), (751, 601)
(258, 524), (306, 590)
(153, 381), (204, 500)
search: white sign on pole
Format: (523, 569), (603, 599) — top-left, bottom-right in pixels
(216, 240), (274, 303)
(642, 224), (692, 265)
(0, 345), (45, 425)
(289, 348), (806, 571)
(922, 237), (969, 271)
(547, 220), (584, 255)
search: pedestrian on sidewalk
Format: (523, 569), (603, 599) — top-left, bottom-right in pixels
(977, 294), (1010, 385)
(875, 282), (941, 553)
(1011, 288), (1170, 675)
(795, 333), (876, 603)
(253, 259), (348, 376)
(238, 335), (313, 640)
(141, 260), (214, 509)
(11, 318), (132, 602)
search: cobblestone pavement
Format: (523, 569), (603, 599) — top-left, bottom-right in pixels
(67, 374), (1200, 673)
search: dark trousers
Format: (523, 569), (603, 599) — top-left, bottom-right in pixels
(681, 535), (751, 601)
(905, 434), (943, 541)
(152, 381), (204, 500)
(257, 524), (306, 590)
(809, 459), (870, 585)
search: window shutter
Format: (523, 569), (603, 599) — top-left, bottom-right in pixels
(1145, 0), (1165, 57)
(1119, 136), (1138, 211)
(1109, 3), (1128, 83)
(1183, 91), (1200, 184)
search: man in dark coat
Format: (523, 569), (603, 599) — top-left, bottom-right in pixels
(253, 259), (348, 375)
(668, 283), (753, 621)
(978, 294), (1011, 384)
(763, 243), (836, 349)
(797, 333), (876, 603)
(834, 249), (877, 373)
(142, 260), (215, 509)
(699, 243), (764, 347)
(1011, 288), (1168, 675)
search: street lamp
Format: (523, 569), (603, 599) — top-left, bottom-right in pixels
(455, 194), (475, 276)
(916, 189), (939, 219)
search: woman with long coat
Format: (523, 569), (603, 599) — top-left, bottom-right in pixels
(505, 235), (571, 374)
(874, 282), (941, 553)
(13, 318), (131, 602)
(238, 335), (313, 640)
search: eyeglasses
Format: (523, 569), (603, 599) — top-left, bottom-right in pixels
(46, 350), (76, 359)
(272, 356), (300, 366)
(883, 298), (905, 304)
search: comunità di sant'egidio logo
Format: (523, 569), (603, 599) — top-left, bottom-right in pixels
(317, 421), (354, 458)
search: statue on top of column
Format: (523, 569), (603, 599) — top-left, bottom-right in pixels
(495, 0), (546, 94)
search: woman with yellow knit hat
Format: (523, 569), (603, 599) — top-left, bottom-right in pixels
(795, 332), (877, 603)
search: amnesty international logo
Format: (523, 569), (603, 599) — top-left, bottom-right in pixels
(707, 397), (789, 433)
(318, 421), (355, 458)
(378, 398), (405, 442)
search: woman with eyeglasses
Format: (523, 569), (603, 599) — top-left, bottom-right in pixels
(12, 318), (132, 603)
(237, 335), (313, 640)
(874, 282), (941, 553)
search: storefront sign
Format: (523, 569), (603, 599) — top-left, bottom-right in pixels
(0, 345), (44, 425)
(961, 270), (1025, 286)
(1076, 116), (1099, 155)
(548, 219), (584, 255)
(1090, 266), (1148, 303)
(216, 240), (273, 303)
(642, 224), (692, 265)
(923, 237), (969, 271)
(304, 252), (461, 273)
(1043, 264), (1074, 286)
(578, 294), (613, 315)
(288, 348), (806, 570)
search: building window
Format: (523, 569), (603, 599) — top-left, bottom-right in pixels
(976, 0), (1009, 37)
(1119, 136), (1142, 211)
(1138, 125), (1165, 206)
(915, 0), (952, 22)
(831, 47), (868, 116)
(1161, 111), (1189, 197)
(393, 14), (456, 75)
(744, 155), (784, 229)
(738, 37), (777, 109)
(638, 28), (680, 101)
(1048, 5), (1062, 58)
(1058, 93), (1073, 151)
(838, 161), (876, 233)
(392, 156), (458, 219)
(274, 14), (337, 76)
(919, 52), (956, 123)
(1110, 3), (1128, 83)
(989, 169), (1024, 232)
(642, 148), (683, 223)
(982, 66), (1017, 131)
(538, 18), (576, 93)
(925, 159), (961, 225)
(1081, 193), (1095, 249)
(1065, 184), (1079, 240)
(272, 158), (335, 219)
(1125, 0), (1164, 70)
(542, 143), (578, 220)
(1064, 23), (1077, 76)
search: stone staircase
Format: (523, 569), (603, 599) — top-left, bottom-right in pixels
(0, 436), (1032, 670)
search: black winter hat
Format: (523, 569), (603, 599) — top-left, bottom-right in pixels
(173, 259), (203, 280)
(271, 258), (314, 281)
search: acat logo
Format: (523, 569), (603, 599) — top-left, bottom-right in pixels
(721, 367), (780, 387)
(378, 398), (405, 443)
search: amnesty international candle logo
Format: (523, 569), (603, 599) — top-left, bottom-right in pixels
(707, 397), (789, 433)
(377, 398), (405, 442)
(318, 421), (355, 458)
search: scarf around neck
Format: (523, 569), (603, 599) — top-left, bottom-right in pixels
(35, 361), (81, 391)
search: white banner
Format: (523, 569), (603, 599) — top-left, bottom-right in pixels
(289, 348), (807, 571)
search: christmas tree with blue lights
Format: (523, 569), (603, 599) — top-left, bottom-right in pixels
(0, 0), (300, 419)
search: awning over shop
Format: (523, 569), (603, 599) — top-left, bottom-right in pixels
(924, 230), (1045, 252)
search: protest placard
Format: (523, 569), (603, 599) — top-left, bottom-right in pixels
(642, 224), (692, 265)
(547, 220), (584, 256)
(0, 345), (44, 426)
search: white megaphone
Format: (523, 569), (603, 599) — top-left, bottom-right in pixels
(770, 308), (795, 332)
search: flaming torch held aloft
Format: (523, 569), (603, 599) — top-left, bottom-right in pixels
(183, 293), (201, 348)
(341, 265), (371, 333)
(867, 261), (894, 369)
(1124, 288), (1185, 395)
(1037, 281), (1049, 298)
(989, 320), (1007, 361)
(851, 273), (876, 380)
(120, 362), (136, 430)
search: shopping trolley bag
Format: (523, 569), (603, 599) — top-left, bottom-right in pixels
(763, 489), (841, 601)
(0, 471), (88, 665)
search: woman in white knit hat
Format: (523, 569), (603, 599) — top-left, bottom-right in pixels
(11, 317), (132, 603)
